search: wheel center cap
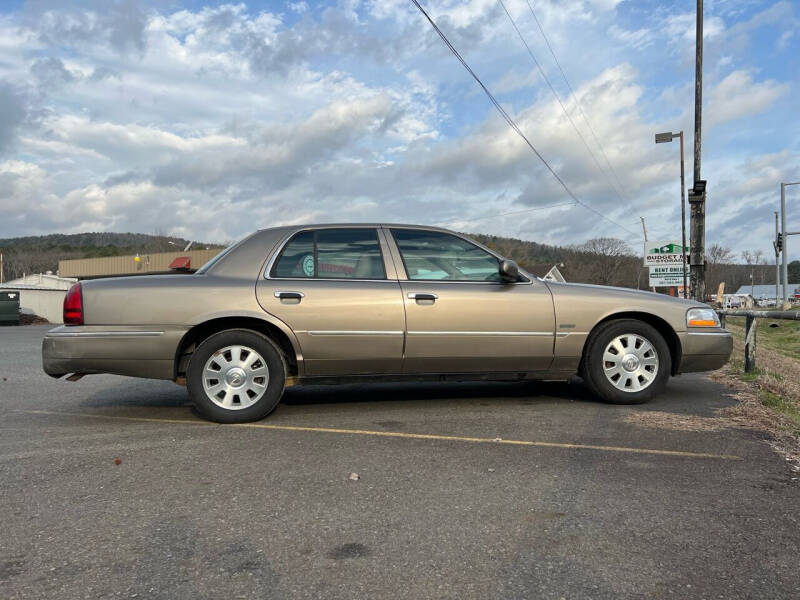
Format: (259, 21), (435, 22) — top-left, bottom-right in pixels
(622, 354), (640, 372)
(225, 367), (246, 387)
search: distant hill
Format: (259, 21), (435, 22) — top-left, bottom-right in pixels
(0, 232), (224, 281)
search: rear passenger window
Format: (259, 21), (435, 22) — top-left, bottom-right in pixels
(272, 231), (315, 278)
(270, 229), (386, 280)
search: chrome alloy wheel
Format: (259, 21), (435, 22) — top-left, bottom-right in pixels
(202, 345), (269, 410)
(602, 334), (659, 393)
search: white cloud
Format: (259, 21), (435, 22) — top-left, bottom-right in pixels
(0, 0), (796, 261)
(705, 70), (788, 128)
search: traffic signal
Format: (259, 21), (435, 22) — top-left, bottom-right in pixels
(777, 233), (783, 252)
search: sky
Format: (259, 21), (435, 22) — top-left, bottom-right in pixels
(0, 0), (798, 260)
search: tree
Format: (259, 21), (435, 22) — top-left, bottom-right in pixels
(789, 260), (800, 283)
(706, 244), (734, 265)
(573, 237), (633, 286)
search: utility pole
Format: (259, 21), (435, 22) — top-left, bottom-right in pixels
(640, 217), (656, 292)
(689, 0), (706, 302)
(774, 211), (780, 307)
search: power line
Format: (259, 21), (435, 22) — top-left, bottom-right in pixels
(524, 0), (630, 200)
(409, 0), (639, 238)
(497, 0), (632, 212)
(442, 200), (577, 227)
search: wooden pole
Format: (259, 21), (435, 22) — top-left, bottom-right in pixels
(744, 315), (757, 373)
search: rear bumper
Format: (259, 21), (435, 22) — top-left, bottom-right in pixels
(677, 330), (733, 374)
(42, 325), (188, 380)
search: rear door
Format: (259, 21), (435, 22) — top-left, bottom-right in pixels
(388, 228), (555, 373)
(256, 227), (405, 376)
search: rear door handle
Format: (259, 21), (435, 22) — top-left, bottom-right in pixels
(408, 292), (438, 302)
(275, 291), (305, 301)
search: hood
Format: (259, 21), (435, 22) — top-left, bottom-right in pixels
(545, 280), (708, 308)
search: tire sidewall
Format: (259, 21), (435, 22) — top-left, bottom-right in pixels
(187, 329), (286, 423)
(584, 319), (670, 405)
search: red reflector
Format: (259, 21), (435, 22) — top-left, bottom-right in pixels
(63, 283), (83, 325)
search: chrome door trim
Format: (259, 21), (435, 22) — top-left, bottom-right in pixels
(307, 330), (404, 336)
(46, 331), (164, 338)
(406, 331), (553, 337)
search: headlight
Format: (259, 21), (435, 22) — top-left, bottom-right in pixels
(686, 307), (721, 328)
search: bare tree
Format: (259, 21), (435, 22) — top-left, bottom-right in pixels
(574, 237), (633, 286)
(707, 244), (734, 265)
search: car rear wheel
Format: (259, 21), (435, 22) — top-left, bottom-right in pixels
(187, 329), (286, 423)
(582, 319), (670, 405)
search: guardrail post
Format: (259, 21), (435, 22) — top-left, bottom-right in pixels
(744, 315), (757, 373)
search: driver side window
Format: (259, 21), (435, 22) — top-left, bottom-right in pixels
(391, 229), (501, 282)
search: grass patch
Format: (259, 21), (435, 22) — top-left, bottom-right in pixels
(722, 312), (800, 436)
(725, 312), (800, 361)
(760, 390), (800, 430)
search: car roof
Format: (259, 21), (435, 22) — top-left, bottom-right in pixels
(257, 223), (457, 234)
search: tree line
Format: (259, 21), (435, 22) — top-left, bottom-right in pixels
(2, 230), (798, 294)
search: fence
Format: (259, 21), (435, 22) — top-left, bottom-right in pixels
(717, 309), (800, 372)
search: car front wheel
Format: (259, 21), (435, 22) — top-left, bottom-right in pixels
(186, 329), (286, 423)
(582, 319), (670, 405)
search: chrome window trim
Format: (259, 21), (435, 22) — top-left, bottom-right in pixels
(263, 226), (391, 282)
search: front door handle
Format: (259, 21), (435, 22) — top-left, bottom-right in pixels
(275, 291), (305, 301)
(408, 292), (438, 302)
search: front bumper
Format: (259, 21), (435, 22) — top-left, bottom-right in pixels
(42, 325), (188, 380)
(676, 329), (733, 374)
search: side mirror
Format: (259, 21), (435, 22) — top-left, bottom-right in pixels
(499, 259), (519, 282)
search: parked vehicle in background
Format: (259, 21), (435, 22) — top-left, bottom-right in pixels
(43, 224), (733, 423)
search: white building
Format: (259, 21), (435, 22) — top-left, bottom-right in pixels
(0, 272), (77, 323)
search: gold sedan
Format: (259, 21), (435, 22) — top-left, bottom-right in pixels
(43, 225), (732, 423)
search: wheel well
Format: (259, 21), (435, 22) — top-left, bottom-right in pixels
(582, 312), (682, 376)
(174, 317), (299, 379)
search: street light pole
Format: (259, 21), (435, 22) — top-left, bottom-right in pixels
(654, 130), (688, 299)
(679, 131), (687, 298)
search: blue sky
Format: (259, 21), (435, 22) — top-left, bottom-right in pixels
(0, 0), (798, 261)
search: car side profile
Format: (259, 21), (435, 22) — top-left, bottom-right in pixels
(42, 224), (733, 423)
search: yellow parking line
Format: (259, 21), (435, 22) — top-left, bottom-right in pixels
(21, 409), (742, 460)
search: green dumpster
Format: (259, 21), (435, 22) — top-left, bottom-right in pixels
(0, 291), (20, 325)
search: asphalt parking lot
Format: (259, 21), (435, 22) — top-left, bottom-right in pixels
(1, 325), (798, 599)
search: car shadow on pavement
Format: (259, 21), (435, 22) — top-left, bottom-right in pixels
(281, 378), (599, 407)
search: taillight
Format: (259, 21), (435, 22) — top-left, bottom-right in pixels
(63, 283), (83, 325)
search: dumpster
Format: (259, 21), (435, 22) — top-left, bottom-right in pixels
(0, 291), (20, 325)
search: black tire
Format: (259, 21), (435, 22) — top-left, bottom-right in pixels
(582, 319), (670, 405)
(186, 329), (286, 423)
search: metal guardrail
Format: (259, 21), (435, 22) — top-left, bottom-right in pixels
(717, 309), (800, 372)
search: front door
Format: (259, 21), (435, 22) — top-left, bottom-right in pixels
(256, 228), (405, 376)
(389, 228), (555, 373)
